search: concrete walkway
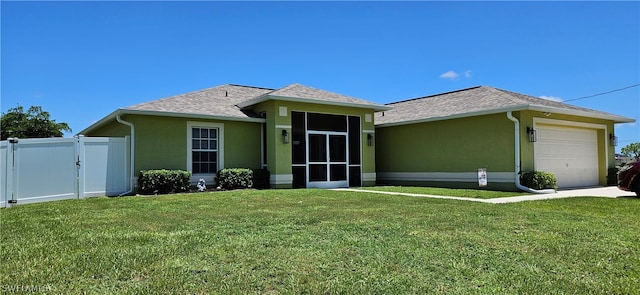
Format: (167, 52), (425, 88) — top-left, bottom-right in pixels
(333, 186), (637, 204)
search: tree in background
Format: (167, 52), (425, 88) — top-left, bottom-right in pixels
(1, 106), (71, 140)
(621, 142), (640, 161)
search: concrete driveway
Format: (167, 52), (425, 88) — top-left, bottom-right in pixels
(490, 186), (637, 204)
(336, 186), (638, 204)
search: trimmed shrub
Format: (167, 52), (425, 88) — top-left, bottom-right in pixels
(216, 168), (253, 190)
(139, 169), (191, 194)
(251, 168), (271, 189)
(520, 171), (558, 190)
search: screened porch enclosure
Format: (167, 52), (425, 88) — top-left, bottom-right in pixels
(291, 112), (361, 188)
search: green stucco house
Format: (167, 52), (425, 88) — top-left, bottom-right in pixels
(81, 84), (390, 189)
(375, 86), (634, 190)
(81, 84), (634, 191)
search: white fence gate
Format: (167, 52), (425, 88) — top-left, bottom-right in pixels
(1, 136), (130, 208)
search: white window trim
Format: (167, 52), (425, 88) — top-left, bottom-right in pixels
(187, 122), (224, 178)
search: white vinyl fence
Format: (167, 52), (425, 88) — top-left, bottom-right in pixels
(1, 136), (130, 208)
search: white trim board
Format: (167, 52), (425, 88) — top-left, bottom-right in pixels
(270, 174), (293, 185)
(377, 172), (515, 183)
(533, 117), (607, 130)
(190, 174), (216, 186)
(279, 106), (288, 117)
(362, 173), (376, 182)
(365, 114), (372, 122)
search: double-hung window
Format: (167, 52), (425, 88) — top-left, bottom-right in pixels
(188, 122), (224, 175)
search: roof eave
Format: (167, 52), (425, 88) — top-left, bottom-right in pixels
(375, 106), (527, 128)
(77, 109), (123, 135)
(526, 105), (636, 123)
(238, 94), (393, 111)
(375, 104), (635, 128)
(78, 109), (266, 135)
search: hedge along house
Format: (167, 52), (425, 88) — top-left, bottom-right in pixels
(80, 84), (390, 189)
(374, 86), (635, 191)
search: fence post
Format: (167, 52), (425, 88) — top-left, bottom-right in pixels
(76, 135), (86, 199)
(1, 140), (14, 208)
(6, 138), (19, 208)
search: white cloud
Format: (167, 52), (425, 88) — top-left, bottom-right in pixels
(440, 70), (473, 80)
(538, 95), (564, 102)
(440, 70), (459, 80)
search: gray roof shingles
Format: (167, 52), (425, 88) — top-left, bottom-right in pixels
(266, 83), (388, 109)
(125, 84), (274, 119)
(125, 83), (389, 119)
(375, 86), (632, 125)
(121, 84), (631, 124)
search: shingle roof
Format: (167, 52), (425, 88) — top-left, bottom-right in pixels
(237, 83), (391, 111)
(375, 86), (634, 126)
(125, 84), (274, 119)
(125, 83), (390, 119)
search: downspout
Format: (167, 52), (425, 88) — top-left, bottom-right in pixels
(506, 111), (555, 194)
(116, 114), (135, 196)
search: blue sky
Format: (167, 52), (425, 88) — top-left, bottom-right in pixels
(2, 1), (639, 152)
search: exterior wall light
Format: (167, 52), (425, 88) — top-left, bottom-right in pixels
(526, 127), (537, 142)
(281, 129), (289, 144)
(609, 134), (618, 146)
(367, 134), (374, 146)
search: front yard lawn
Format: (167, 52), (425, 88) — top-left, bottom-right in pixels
(1, 189), (638, 294)
(360, 186), (530, 199)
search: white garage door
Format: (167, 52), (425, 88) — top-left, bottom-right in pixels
(534, 125), (599, 188)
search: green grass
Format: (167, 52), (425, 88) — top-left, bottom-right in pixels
(1, 189), (639, 294)
(359, 186), (530, 199)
